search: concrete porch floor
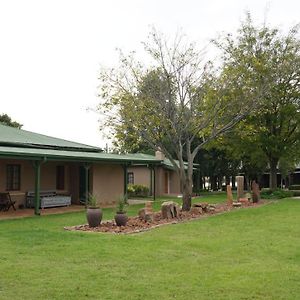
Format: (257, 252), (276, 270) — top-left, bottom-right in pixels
(0, 205), (85, 220)
(0, 199), (147, 221)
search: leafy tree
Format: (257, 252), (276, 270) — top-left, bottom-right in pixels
(211, 122), (268, 189)
(215, 14), (300, 189)
(98, 29), (263, 210)
(193, 145), (240, 191)
(0, 114), (22, 129)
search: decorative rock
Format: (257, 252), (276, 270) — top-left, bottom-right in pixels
(207, 206), (216, 212)
(239, 198), (249, 204)
(190, 207), (203, 214)
(138, 201), (153, 222)
(236, 176), (244, 201)
(138, 208), (150, 221)
(138, 208), (145, 218)
(193, 202), (208, 210)
(245, 193), (251, 201)
(227, 185), (233, 206)
(252, 180), (260, 203)
(201, 202), (208, 209)
(161, 201), (180, 219)
(232, 202), (242, 207)
(138, 201), (154, 222)
(145, 201), (153, 212)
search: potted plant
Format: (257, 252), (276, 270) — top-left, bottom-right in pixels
(114, 196), (128, 226)
(86, 194), (102, 227)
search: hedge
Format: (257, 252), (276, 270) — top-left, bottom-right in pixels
(261, 188), (294, 199)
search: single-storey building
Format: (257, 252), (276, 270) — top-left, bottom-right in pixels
(127, 151), (182, 196)
(258, 167), (300, 188)
(0, 124), (183, 215)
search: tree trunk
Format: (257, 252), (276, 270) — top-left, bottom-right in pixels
(269, 158), (278, 189)
(181, 179), (192, 211)
(245, 175), (250, 192)
(194, 171), (201, 192)
(211, 176), (217, 191)
(225, 176), (230, 186)
(199, 176), (203, 191)
(257, 174), (262, 188)
(231, 176), (236, 188)
(218, 176), (222, 190)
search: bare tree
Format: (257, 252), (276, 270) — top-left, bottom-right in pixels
(98, 29), (264, 210)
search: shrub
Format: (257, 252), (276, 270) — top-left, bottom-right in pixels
(127, 184), (150, 197)
(127, 185), (135, 195)
(193, 189), (209, 195)
(116, 195), (126, 213)
(261, 188), (293, 199)
(87, 193), (99, 207)
(288, 184), (300, 190)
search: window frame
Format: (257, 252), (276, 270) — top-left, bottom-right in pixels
(127, 172), (134, 185)
(6, 164), (21, 191)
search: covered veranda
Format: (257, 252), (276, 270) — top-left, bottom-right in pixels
(0, 147), (161, 217)
(0, 205), (85, 220)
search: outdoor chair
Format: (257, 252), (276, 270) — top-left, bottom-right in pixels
(0, 192), (16, 211)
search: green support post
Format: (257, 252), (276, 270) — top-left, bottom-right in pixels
(123, 165), (128, 201)
(33, 161), (41, 215)
(150, 166), (153, 196)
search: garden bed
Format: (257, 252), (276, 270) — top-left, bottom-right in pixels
(64, 200), (268, 234)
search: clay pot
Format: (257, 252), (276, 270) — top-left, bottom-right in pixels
(114, 212), (128, 226)
(86, 207), (102, 227)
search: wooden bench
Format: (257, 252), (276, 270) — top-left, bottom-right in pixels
(26, 190), (71, 208)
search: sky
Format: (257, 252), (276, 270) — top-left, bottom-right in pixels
(0, 0), (299, 148)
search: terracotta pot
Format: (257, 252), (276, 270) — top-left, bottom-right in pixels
(114, 212), (128, 226)
(86, 207), (102, 227)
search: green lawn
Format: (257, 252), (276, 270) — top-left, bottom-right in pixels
(0, 194), (300, 299)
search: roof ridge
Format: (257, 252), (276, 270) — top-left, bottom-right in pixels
(0, 123), (101, 151)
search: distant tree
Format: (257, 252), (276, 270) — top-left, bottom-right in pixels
(215, 14), (300, 189)
(98, 29), (263, 210)
(211, 122), (269, 189)
(0, 114), (22, 129)
(193, 145), (240, 191)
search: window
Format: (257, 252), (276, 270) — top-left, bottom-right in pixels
(128, 172), (134, 184)
(56, 166), (65, 190)
(6, 164), (21, 191)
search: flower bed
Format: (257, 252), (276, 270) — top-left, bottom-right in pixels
(64, 201), (266, 234)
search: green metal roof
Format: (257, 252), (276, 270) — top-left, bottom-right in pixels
(0, 124), (101, 152)
(127, 154), (194, 170)
(0, 145), (195, 169)
(0, 146), (163, 164)
(0, 124), (196, 168)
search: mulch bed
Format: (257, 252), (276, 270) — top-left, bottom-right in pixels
(64, 201), (267, 235)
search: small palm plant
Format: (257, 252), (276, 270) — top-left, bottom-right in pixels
(117, 195), (126, 213)
(87, 193), (98, 208)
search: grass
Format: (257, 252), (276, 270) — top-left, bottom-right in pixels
(0, 194), (300, 299)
